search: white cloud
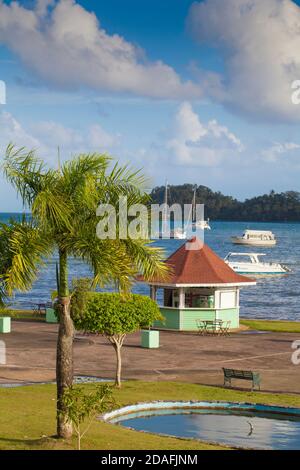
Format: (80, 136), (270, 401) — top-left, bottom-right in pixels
(166, 102), (244, 166)
(187, 0), (300, 121)
(0, 111), (40, 149)
(0, 111), (119, 162)
(207, 120), (244, 150)
(261, 141), (300, 161)
(0, 0), (201, 100)
(88, 124), (120, 149)
(35, 0), (55, 17)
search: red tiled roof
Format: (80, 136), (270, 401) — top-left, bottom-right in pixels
(140, 237), (255, 286)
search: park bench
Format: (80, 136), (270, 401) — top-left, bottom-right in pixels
(222, 367), (261, 391)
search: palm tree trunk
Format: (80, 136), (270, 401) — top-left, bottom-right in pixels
(113, 340), (122, 388)
(56, 248), (74, 438)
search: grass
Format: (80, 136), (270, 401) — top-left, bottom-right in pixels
(0, 309), (45, 322)
(3, 310), (300, 333)
(1, 314), (299, 449)
(1, 381), (300, 450)
(241, 318), (300, 333)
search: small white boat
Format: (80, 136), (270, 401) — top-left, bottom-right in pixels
(191, 188), (211, 230)
(193, 219), (211, 230)
(171, 227), (187, 239)
(231, 230), (276, 247)
(224, 252), (290, 276)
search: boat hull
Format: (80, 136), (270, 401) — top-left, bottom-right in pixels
(231, 237), (276, 246)
(226, 264), (289, 276)
(193, 221), (211, 230)
(232, 271), (288, 276)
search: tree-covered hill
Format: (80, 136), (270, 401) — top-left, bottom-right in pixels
(150, 185), (300, 221)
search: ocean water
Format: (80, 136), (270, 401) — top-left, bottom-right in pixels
(1, 214), (300, 321)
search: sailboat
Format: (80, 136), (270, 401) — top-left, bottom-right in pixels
(194, 218), (211, 230)
(159, 183), (211, 239)
(171, 186), (211, 238)
(158, 181), (186, 239)
(160, 179), (169, 238)
(191, 186), (211, 230)
(171, 226), (187, 239)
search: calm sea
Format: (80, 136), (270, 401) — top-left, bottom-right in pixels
(1, 214), (299, 321)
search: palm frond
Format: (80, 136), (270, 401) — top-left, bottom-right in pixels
(120, 238), (170, 282)
(31, 187), (73, 233)
(62, 153), (110, 196)
(3, 144), (46, 208)
(0, 219), (52, 298)
(103, 163), (149, 203)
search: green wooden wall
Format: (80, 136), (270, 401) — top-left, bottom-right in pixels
(154, 308), (181, 330)
(154, 307), (239, 331)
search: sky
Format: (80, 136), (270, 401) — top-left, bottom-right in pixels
(1, 0), (300, 210)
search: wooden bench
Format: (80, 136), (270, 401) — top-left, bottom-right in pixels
(223, 367), (261, 391)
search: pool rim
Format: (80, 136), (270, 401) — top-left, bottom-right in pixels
(101, 400), (300, 422)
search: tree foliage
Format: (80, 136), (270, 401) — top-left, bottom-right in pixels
(61, 384), (115, 450)
(1, 144), (168, 437)
(72, 292), (163, 335)
(72, 290), (163, 387)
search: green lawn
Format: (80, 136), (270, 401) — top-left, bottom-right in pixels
(3, 310), (300, 333)
(1, 381), (300, 450)
(241, 318), (300, 333)
(0, 309), (45, 322)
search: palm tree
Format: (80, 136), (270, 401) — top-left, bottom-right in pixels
(1, 144), (168, 438)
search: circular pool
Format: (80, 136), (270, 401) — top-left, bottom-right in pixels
(102, 401), (300, 450)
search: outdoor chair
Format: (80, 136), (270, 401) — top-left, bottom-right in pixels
(219, 320), (231, 336)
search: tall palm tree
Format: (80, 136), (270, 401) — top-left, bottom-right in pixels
(1, 144), (168, 438)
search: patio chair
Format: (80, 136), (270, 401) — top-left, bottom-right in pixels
(219, 320), (231, 336)
(196, 319), (207, 335)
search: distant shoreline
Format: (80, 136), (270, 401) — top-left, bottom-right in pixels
(150, 185), (300, 223)
(0, 212), (299, 224)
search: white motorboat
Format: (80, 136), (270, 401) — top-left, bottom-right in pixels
(224, 252), (290, 276)
(231, 230), (276, 246)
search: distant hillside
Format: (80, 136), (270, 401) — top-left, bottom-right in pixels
(150, 185), (300, 222)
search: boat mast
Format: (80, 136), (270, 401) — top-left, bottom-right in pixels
(183, 186), (194, 232)
(162, 179), (168, 234)
(192, 185), (197, 222)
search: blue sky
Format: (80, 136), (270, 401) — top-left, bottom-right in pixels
(1, 0), (300, 210)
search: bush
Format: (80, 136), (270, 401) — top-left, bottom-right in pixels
(72, 291), (163, 387)
(72, 292), (163, 335)
(61, 384), (115, 450)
